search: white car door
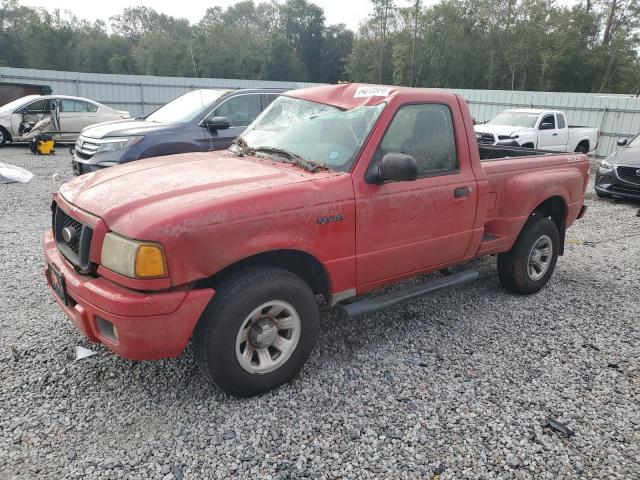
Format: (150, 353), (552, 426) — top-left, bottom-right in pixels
(58, 99), (97, 140)
(536, 114), (562, 151)
(554, 113), (569, 150)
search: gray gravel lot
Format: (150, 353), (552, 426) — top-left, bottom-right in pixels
(1, 145), (639, 479)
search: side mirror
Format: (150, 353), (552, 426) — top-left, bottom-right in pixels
(617, 138), (628, 147)
(377, 153), (418, 183)
(539, 122), (554, 131)
(204, 116), (230, 130)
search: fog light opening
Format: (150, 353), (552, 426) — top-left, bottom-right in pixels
(95, 317), (118, 342)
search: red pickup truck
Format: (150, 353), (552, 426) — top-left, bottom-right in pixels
(44, 84), (589, 396)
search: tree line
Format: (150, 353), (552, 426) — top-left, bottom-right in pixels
(1, 0), (638, 94)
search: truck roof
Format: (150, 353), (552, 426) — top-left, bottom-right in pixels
(506, 108), (564, 115)
(286, 83), (459, 110)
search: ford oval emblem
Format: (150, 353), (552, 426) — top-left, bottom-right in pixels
(62, 226), (77, 244)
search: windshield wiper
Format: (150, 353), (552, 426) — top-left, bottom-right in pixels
(231, 137), (254, 157)
(253, 146), (329, 173)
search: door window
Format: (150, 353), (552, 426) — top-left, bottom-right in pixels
(377, 104), (458, 176)
(540, 115), (555, 129)
(60, 100), (91, 113)
(556, 114), (566, 129)
(22, 99), (51, 113)
(214, 94), (262, 127)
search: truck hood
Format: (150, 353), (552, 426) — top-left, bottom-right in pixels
(81, 119), (184, 139)
(474, 124), (533, 137)
(607, 147), (640, 166)
(59, 151), (321, 231)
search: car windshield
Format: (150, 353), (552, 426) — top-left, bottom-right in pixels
(146, 89), (227, 123)
(487, 111), (539, 128)
(0, 95), (40, 113)
(237, 96), (385, 172)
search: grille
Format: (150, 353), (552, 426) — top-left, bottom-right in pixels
(53, 204), (93, 272)
(616, 166), (640, 185)
(476, 132), (496, 144)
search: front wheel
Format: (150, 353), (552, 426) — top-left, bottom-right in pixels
(194, 266), (319, 397)
(0, 127), (8, 147)
(497, 215), (559, 294)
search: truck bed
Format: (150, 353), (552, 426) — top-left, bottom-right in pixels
(479, 145), (555, 161)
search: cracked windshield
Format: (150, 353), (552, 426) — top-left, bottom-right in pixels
(236, 96), (385, 172)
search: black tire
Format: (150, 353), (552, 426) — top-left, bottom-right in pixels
(194, 266), (319, 397)
(575, 142), (589, 154)
(595, 190), (610, 199)
(497, 215), (559, 294)
(521, 143), (535, 149)
(0, 127), (8, 147)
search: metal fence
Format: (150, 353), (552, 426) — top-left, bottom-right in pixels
(2, 67), (640, 157)
(0, 67), (320, 118)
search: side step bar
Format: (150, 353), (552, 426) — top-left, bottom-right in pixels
(338, 270), (480, 318)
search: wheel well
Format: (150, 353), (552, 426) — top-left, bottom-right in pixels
(195, 250), (331, 301)
(521, 142), (535, 148)
(0, 125), (11, 142)
(575, 140), (589, 152)
(533, 196), (567, 255)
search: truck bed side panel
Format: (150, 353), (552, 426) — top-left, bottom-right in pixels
(478, 154), (589, 255)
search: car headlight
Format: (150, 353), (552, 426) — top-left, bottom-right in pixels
(96, 136), (144, 153)
(600, 159), (613, 169)
(101, 232), (167, 278)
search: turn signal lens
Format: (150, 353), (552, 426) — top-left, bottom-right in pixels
(135, 244), (167, 278)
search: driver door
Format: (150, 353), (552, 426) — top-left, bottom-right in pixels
(354, 102), (479, 288)
(537, 114), (559, 150)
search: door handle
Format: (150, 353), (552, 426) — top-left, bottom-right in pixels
(552, 133), (558, 136)
(454, 186), (471, 198)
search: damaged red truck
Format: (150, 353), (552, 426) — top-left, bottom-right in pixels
(44, 84), (589, 396)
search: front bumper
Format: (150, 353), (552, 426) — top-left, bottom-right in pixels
(595, 166), (640, 200)
(43, 229), (214, 360)
(72, 143), (144, 175)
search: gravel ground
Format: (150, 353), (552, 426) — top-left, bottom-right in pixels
(1, 145), (639, 479)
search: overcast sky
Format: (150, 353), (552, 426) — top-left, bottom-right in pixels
(22, 0), (577, 31)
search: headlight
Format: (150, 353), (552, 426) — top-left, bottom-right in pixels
(96, 136), (144, 153)
(600, 159), (613, 169)
(101, 232), (167, 278)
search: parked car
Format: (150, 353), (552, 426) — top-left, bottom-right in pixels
(43, 83), (589, 397)
(595, 135), (640, 200)
(475, 109), (599, 153)
(72, 88), (285, 174)
(0, 95), (130, 147)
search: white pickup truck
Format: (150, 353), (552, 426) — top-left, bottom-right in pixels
(474, 109), (599, 153)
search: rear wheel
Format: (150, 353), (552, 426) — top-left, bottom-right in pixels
(194, 266), (319, 397)
(575, 142), (589, 154)
(497, 215), (559, 294)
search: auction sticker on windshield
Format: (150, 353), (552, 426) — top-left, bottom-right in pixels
(354, 86), (392, 98)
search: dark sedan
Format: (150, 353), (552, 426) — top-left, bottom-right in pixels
(72, 88), (285, 175)
(595, 135), (640, 200)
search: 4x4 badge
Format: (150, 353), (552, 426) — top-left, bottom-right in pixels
(317, 214), (345, 225)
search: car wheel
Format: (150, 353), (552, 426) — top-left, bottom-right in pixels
(575, 142), (589, 154)
(0, 127), (8, 147)
(497, 214), (559, 295)
(194, 266), (320, 397)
